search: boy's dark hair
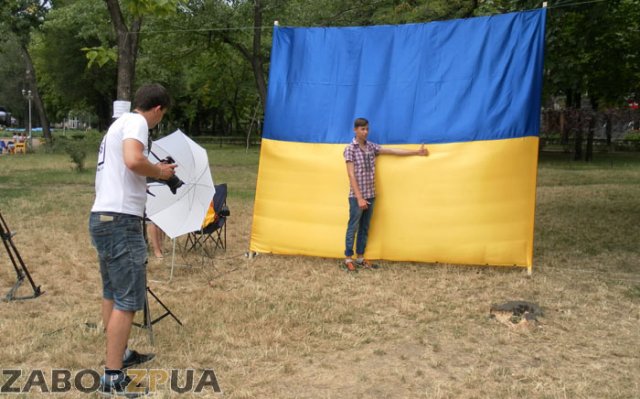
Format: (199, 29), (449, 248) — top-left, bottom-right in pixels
(354, 117), (369, 128)
(134, 84), (171, 111)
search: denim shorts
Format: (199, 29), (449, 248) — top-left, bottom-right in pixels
(89, 212), (147, 312)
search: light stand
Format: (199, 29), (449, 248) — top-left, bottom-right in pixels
(0, 211), (43, 301)
(132, 286), (183, 345)
(134, 218), (182, 345)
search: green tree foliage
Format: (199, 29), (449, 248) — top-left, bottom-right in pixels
(543, 0), (640, 109)
(0, 39), (28, 124)
(31, 0), (116, 130)
(0, 0), (53, 140)
(103, 0), (182, 102)
(17, 0), (640, 138)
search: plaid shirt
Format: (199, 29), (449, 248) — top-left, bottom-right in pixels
(344, 138), (381, 199)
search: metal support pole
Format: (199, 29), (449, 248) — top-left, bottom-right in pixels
(28, 95), (32, 148)
(21, 89), (33, 149)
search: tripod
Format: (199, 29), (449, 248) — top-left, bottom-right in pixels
(0, 211), (43, 301)
(134, 218), (182, 344)
(133, 286), (183, 345)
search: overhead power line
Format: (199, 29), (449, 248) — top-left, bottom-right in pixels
(136, 0), (611, 35)
(547, 0), (609, 9)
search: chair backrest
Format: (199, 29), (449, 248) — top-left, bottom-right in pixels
(213, 184), (228, 214)
(14, 142), (26, 154)
(200, 184), (228, 229)
(201, 201), (216, 228)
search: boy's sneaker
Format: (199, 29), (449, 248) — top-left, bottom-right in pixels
(99, 374), (148, 397)
(356, 259), (379, 270)
(343, 261), (358, 272)
(122, 350), (155, 369)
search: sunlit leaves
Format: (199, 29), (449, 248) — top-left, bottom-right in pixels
(82, 46), (118, 67)
(122, 0), (182, 16)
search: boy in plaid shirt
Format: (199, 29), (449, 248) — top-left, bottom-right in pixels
(343, 117), (428, 271)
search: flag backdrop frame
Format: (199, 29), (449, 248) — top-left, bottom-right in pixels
(250, 9), (547, 271)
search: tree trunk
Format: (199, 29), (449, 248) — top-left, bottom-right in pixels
(574, 112), (583, 161)
(105, 0), (142, 102)
(246, 98), (260, 153)
(560, 110), (568, 146)
(464, 0), (479, 18)
(220, 0), (267, 113)
(604, 112), (612, 146)
(20, 45), (51, 142)
(251, 0), (267, 112)
(566, 89), (582, 109)
(585, 114), (594, 162)
(96, 100), (111, 131)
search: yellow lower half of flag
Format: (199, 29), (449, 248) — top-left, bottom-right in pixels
(250, 137), (538, 268)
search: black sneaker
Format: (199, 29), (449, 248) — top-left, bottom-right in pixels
(122, 350), (155, 369)
(356, 260), (379, 270)
(99, 375), (148, 397)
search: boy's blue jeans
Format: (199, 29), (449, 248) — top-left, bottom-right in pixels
(344, 197), (375, 258)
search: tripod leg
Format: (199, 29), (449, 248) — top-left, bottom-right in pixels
(0, 212), (42, 301)
(144, 289), (154, 345)
(132, 287), (181, 344)
(170, 238), (176, 281)
(132, 288), (155, 345)
(147, 287), (183, 326)
(6, 276), (24, 301)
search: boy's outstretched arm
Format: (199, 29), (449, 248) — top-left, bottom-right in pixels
(379, 144), (428, 156)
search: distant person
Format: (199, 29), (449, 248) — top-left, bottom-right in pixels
(343, 117), (429, 271)
(0, 140), (6, 155)
(147, 222), (166, 259)
(89, 83), (175, 397)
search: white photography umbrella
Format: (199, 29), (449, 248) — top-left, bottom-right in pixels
(146, 129), (215, 239)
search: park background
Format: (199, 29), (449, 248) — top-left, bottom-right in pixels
(0, 0), (639, 141)
(1, 148), (639, 398)
(1, 0), (639, 398)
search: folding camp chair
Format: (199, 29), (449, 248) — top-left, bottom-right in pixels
(184, 183), (229, 257)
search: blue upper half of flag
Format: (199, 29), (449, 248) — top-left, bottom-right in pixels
(263, 9), (546, 145)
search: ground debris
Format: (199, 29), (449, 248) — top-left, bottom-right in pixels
(489, 300), (543, 330)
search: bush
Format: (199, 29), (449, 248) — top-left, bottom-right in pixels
(623, 131), (640, 141)
(39, 130), (104, 171)
(64, 140), (88, 171)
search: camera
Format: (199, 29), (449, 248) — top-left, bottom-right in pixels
(149, 156), (184, 194)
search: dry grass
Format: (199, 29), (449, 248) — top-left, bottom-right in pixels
(0, 149), (639, 398)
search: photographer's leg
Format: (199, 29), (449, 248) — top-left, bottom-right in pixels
(102, 299), (114, 332)
(105, 309), (134, 370)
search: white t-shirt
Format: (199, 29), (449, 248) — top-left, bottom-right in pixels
(91, 113), (149, 217)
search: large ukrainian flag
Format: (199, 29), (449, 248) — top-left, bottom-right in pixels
(251, 9), (546, 269)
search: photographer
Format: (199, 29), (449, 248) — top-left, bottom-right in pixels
(89, 84), (175, 396)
